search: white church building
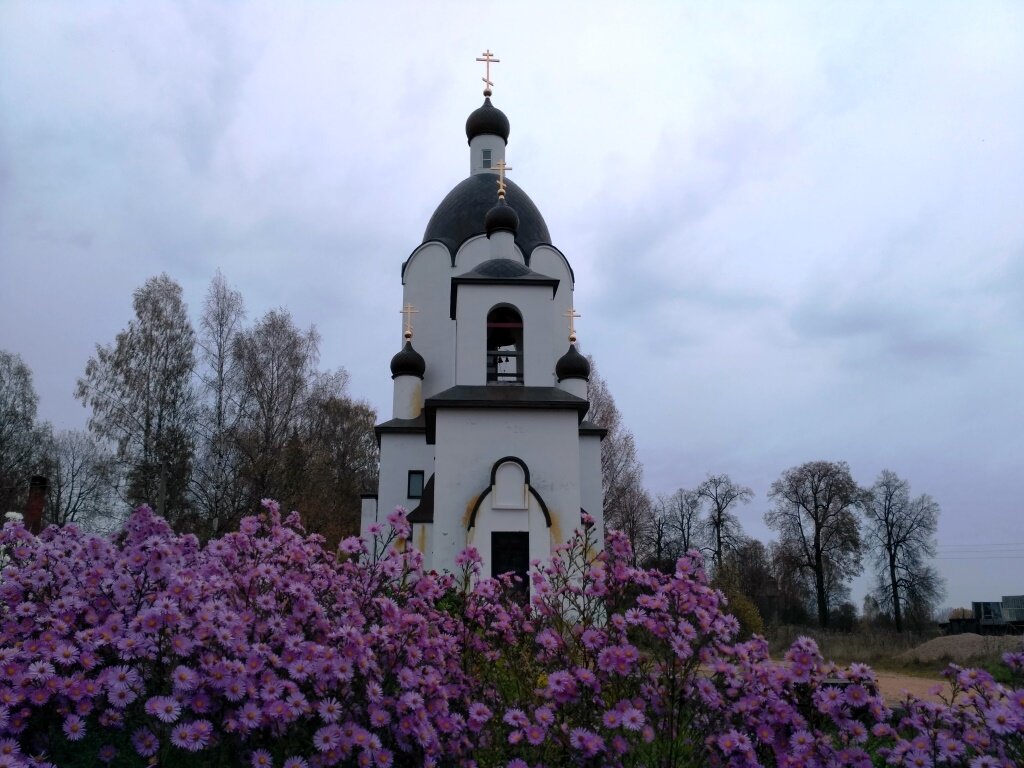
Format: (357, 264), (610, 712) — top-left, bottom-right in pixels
(360, 65), (604, 583)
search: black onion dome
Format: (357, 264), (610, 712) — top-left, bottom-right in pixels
(469, 258), (534, 277)
(485, 198), (519, 236)
(465, 97), (510, 143)
(390, 341), (426, 379)
(423, 174), (551, 257)
(556, 343), (590, 382)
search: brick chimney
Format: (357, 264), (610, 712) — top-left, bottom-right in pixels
(23, 475), (47, 535)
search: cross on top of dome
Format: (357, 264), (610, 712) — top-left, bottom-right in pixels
(476, 49), (500, 96)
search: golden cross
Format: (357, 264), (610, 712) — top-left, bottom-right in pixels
(476, 49), (500, 94)
(494, 159), (512, 199)
(400, 303), (419, 340)
(564, 307), (581, 342)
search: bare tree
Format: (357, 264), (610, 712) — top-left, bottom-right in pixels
(647, 499), (675, 570)
(233, 308), (320, 507)
(191, 272), (248, 533)
(861, 470), (944, 632)
(0, 350), (45, 513)
(769, 539), (814, 625)
(586, 356), (649, 536)
(290, 370), (379, 543)
(766, 461), (863, 628)
(657, 488), (706, 560)
(697, 474), (753, 572)
(42, 429), (120, 530)
(614, 478), (653, 567)
(75, 274), (197, 524)
(721, 538), (778, 624)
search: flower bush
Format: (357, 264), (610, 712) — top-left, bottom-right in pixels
(0, 503), (1020, 767)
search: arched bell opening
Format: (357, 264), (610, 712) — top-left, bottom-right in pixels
(486, 305), (524, 385)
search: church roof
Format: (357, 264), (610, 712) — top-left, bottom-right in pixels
(389, 340), (426, 379)
(423, 385), (589, 443)
(422, 174), (551, 258)
(467, 258), (537, 278)
(484, 197), (519, 237)
(465, 97), (510, 143)
(450, 262), (559, 318)
(555, 343), (591, 382)
(406, 474), (435, 523)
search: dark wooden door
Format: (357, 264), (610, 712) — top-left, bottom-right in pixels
(491, 531), (530, 599)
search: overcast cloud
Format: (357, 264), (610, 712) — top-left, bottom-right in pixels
(1, 1), (1022, 609)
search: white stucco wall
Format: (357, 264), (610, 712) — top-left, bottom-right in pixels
(360, 496), (378, 539)
(430, 408), (582, 574)
(411, 522), (434, 572)
(374, 432), (434, 529)
(579, 433), (605, 543)
(454, 283), (558, 387)
(558, 376), (587, 401)
(401, 242), (457, 400)
(469, 491), (551, 580)
(391, 375), (423, 420)
(469, 135), (506, 175)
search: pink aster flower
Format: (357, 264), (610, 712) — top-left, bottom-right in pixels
(621, 707), (645, 731)
(533, 705), (554, 726)
(317, 697), (342, 723)
(525, 724), (546, 746)
(145, 695), (182, 724)
(569, 727), (604, 758)
(502, 708), (529, 728)
(313, 723), (342, 752)
(62, 714), (85, 741)
(131, 728), (158, 757)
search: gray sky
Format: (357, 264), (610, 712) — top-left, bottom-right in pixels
(2, 1), (1022, 610)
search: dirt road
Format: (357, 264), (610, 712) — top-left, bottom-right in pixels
(873, 671), (950, 704)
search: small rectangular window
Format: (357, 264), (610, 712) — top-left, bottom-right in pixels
(482, 149), (492, 168)
(407, 470), (425, 499)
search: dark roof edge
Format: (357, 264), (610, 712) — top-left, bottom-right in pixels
(525, 242), (575, 285)
(424, 386), (589, 443)
(374, 416), (426, 446)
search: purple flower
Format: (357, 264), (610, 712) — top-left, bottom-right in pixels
(131, 728), (158, 757)
(62, 715), (85, 741)
(621, 707), (645, 731)
(602, 709), (621, 728)
(525, 724), (546, 746)
(145, 695), (182, 723)
(313, 724), (342, 752)
(569, 727), (604, 757)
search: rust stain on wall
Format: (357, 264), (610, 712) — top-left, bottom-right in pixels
(416, 524), (427, 553)
(548, 507), (562, 546)
(462, 495), (479, 530)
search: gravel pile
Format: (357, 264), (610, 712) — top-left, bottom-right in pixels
(897, 633), (1023, 664)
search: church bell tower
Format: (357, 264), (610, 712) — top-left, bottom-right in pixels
(360, 53), (605, 583)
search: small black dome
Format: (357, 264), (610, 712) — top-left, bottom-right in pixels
(485, 198), (519, 236)
(556, 343), (590, 382)
(469, 258), (533, 278)
(465, 97), (510, 143)
(390, 341), (425, 379)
